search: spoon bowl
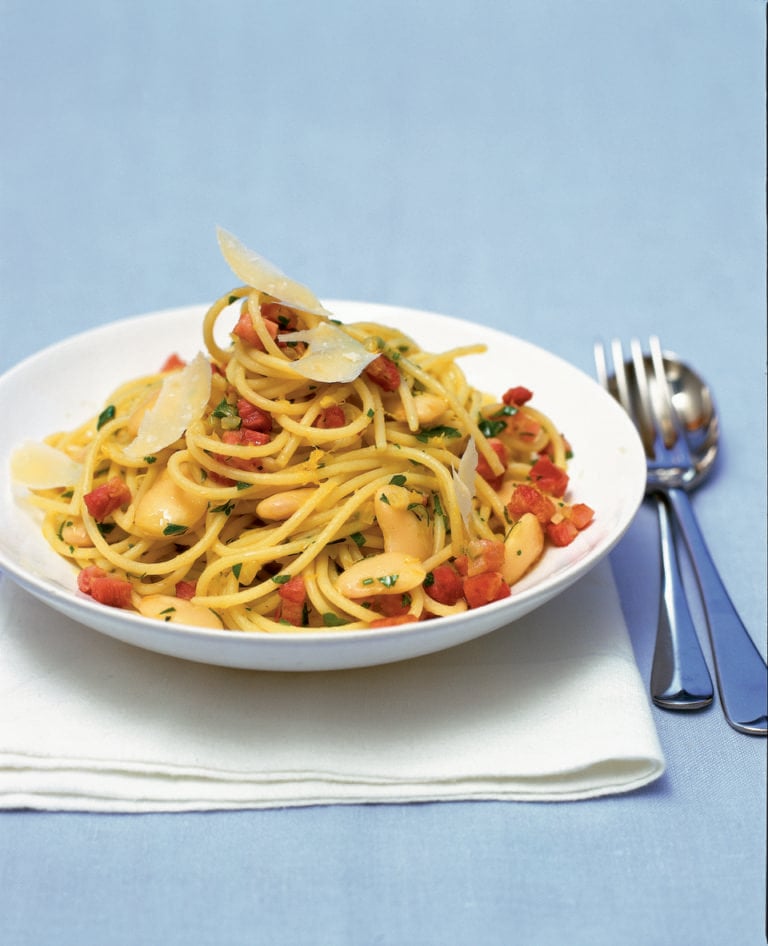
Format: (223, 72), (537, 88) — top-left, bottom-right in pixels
(659, 353), (719, 487)
(604, 350), (719, 488)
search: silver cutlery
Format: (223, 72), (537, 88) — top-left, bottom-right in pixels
(594, 337), (767, 735)
(595, 339), (713, 713)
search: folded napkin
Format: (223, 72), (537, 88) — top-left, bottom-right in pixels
(0, 560), (663, 812)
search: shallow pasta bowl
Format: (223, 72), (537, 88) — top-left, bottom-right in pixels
(0, 301), (645, 671)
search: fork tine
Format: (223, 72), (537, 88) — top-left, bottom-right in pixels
(594, 339), (641, 441)
(593, 340), (609, 391)
(648, 335), (685, 448)
(610, 339), (634, 418)
(629, 338), (657, 447)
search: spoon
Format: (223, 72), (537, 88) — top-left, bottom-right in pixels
(639, 342), (766, 735)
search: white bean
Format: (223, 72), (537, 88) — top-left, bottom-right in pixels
(133, 469), (208, 537)
(256, 488), (316, 521)
(374, 485), (432, 561)
(503, 512), (544, 584)
(335, 551), (427, 598)
(137, 594), (224, 629)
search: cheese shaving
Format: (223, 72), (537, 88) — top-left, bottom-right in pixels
(452, 437), (478, 527)
(278, 322), (381, 383)
(10, 441), (83, 489)
(216, 226), (331, 317)
(124, 353), (211, 458)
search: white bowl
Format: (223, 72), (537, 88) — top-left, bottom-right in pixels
(0, 301), (645, 670)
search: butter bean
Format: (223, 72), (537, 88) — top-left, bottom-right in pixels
(60, 519), (94, 548)
(335, 550), (427, 598)
(374, 485), (432, 561)
(384, 393), (448, 425)
(137, 594), (223, 629)
(133, 469), (208, 537)
(256, 487), (316, 521)
(503, 512), (544, 584)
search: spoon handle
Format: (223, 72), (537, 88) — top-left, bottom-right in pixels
(651, 495), (714, 710)
(665, 487), (767, 735)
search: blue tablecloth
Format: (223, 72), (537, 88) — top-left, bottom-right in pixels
(1, 1), (765, 943)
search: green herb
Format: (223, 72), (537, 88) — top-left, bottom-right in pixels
(144, 455), (157, 464)
(415, 425), (461, 443)
(97, 522), (116, 536)
(159, 606), (176, 615)
(432, 492), (448, 530)
(162, 523), (187, 536)
(478, 418), (507, 438)
(367, 408), (375, 418)
(232, 563), (242, 580)
(211, 399), (241, 430)
(377, 574), (399, 588)
(362, 577), (375, 586)
(350, 531), (366, 547)
(379, 492), (390, 505)
(236, 481), (251, 490)
(272, 574), (290, 585)
(97, 405), (116, 430)
(227, 294), (239, 305)
(389, 474), (407, 486)
(211, 500), (235, 515)
(60, 489), (74, 499)
(424, 571), (435, 588)
(322, 613), (350, 627)
(406, 502), (427, 523)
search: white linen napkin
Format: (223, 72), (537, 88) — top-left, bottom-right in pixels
(0, 560), (664, 811)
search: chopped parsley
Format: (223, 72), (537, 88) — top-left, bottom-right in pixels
(415, 425), (461, 443)
(377, 573), (399, 588)
(96, 405), (116, 430)
(211, 399), (241, 430)
(162, 523), (187, 536)
(432, 492), (448, 530)
(389, 474), (407, 486)
(322, 612), (350, 627)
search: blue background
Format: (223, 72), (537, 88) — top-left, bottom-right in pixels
(1, 2), (765, 944)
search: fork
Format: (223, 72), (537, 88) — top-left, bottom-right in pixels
(596, 337), (767, 734)
(594, 338), (713, 712)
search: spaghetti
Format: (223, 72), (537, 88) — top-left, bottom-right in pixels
(15, 231), (593, 633)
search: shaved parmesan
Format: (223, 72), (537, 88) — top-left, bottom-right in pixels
(124, 352), (211, 459)
(216, 226), (331, 317)
(278, 321), (381, 383)
(11, 441), (83, 489)
(452, 437), (478, 527)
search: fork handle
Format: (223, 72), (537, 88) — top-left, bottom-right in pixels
(665, 487), (768, 735)
(651, 495), (713, 711)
